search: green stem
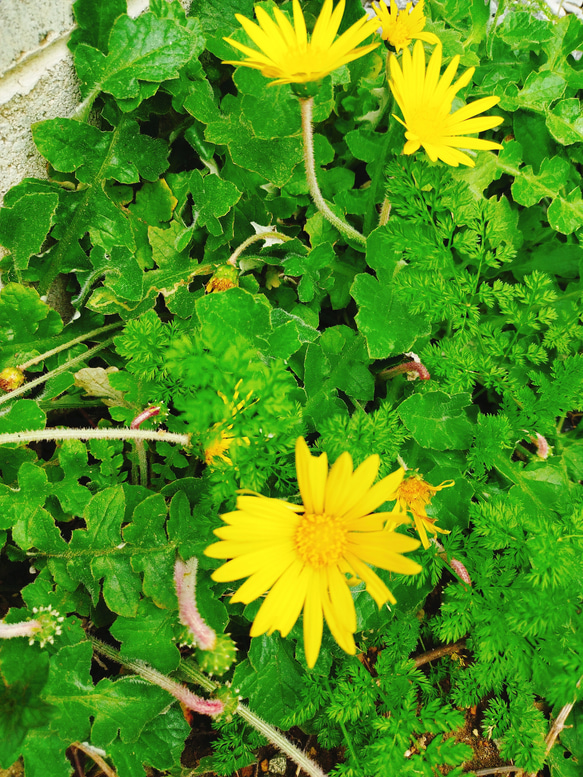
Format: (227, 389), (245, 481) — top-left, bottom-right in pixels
(38, 117), (129, 297)
(362, 105), (395, 236)
(323, 677), (359, 766)
(17, 323), (122, 371)
(179, 659), (329, 777)
(0, 335), (118, 408)
(0, 427), (191, 448)
(299, 97), (365, 245)
(227, 230), (292, 267)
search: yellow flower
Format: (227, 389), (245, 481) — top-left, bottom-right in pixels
(205, 438), (421, 668)
(204, 430), (235, 466)
(203, 381), (254, 467)
(372, 0), (440, 52)
(396, 472), (454, 549)
(223, 0), (380, 86)
(389, 40), (503, 167)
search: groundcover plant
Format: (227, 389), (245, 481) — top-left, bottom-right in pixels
(0, 0), (582, 774)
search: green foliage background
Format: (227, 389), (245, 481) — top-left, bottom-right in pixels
(0, 0), (582, 775)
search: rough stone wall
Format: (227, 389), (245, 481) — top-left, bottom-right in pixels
(0, 0), (190, 206)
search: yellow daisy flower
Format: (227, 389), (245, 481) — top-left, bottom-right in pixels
(372, 0), (440, 52)
(205, 437), (422, 668)
(389, 40), (503, 167)
(223, 0), (380, 86)
(396, 472), (454, 549)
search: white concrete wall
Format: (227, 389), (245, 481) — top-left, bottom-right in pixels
(0, 0), (191, 206)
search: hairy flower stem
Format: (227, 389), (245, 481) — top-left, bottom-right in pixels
(174, 557), (216, 649)
(17, 323), (122, 371)
(377, 360), (430, 381)
(179, 660), (329, 777)
(227, 231), (291, 267)
(300, 97), (366, 245)
(0, 427), (191, 448)
(89, 637), (223, 717)
(0, 335), (118, 408)
(130, 406), (161, 486)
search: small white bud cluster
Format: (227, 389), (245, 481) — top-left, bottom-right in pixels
(29, 606), (65, 647)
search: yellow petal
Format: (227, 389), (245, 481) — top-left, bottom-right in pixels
(303, 579), (324, 668)
(295, 437), (328, 514)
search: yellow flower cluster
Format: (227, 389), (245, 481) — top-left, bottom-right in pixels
(222, 0), (502, 167)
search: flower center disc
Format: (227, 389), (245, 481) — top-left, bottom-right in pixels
(294, 512), (347, 568)
(399, 477), (431, 506)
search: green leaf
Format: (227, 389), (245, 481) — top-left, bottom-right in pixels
(497, 11), (554, 49)
(107, 706), (189, 777)
(0, 401), (46, 440)
(70, 0), (127, 53)
(352, 271), (429, 359)
(547, 187), (583, 235)
(0, 186), (59, 270)
(0, 283), (63, 358)
(232, 633), (305, 727)
(75, 14), (198, 103)
(0, 641), (51, 767)
(43, 642), (95, 741)
(196, 287), (271, 352)
(123, 494), (176, 609)
(111, 600), (181, 674)
(0, 463), (49, 531)
(303, 326), (374, 423)
(511, 156), (571, 207)
(187, 170), (241, 236)
(205, 101), (302, 187)
(546, 98), (583, 145)
(506, 71), (566, 113)
(91, 676), (172, 747)
(398, 391), (474, 450)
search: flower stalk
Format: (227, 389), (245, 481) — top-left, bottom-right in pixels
(378, 360), (430, 381)
(179, 660), (329, 777)
(300, 97), (366, 245)
(89, 637), (224, 717)
(174, 557), (217, 650)
(0, 335), (119, 408)
(227, 230), (291, 267)
(0, 427), (191, 448)
(0, 606), (64, 647)
(130, 406), (162, 485)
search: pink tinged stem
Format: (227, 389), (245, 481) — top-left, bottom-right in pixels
(449, 558), (472, 586)
(90, 637), (224, 717)
(531, 433), (549, 459)
(174, 558), (217, 650)
(378, 361), (431, 381)
(134, 660), (223, 716)
(131, 406), (161, 429)
(0, 620), (41, 639)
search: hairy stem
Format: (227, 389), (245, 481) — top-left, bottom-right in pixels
(17, 323), (122, 371)
(300, 97), (365, 245)
(0, 427), (191, 448)
(179, 659), (329, 777)
(89, 637), (223, 717)
(227, 230), (291, 267)
(0, 335), (118, 408)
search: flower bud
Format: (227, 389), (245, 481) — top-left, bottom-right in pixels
(206, 265), (239, 293)
(197, 633), (238, 676)
(0, 367), (25, 392)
